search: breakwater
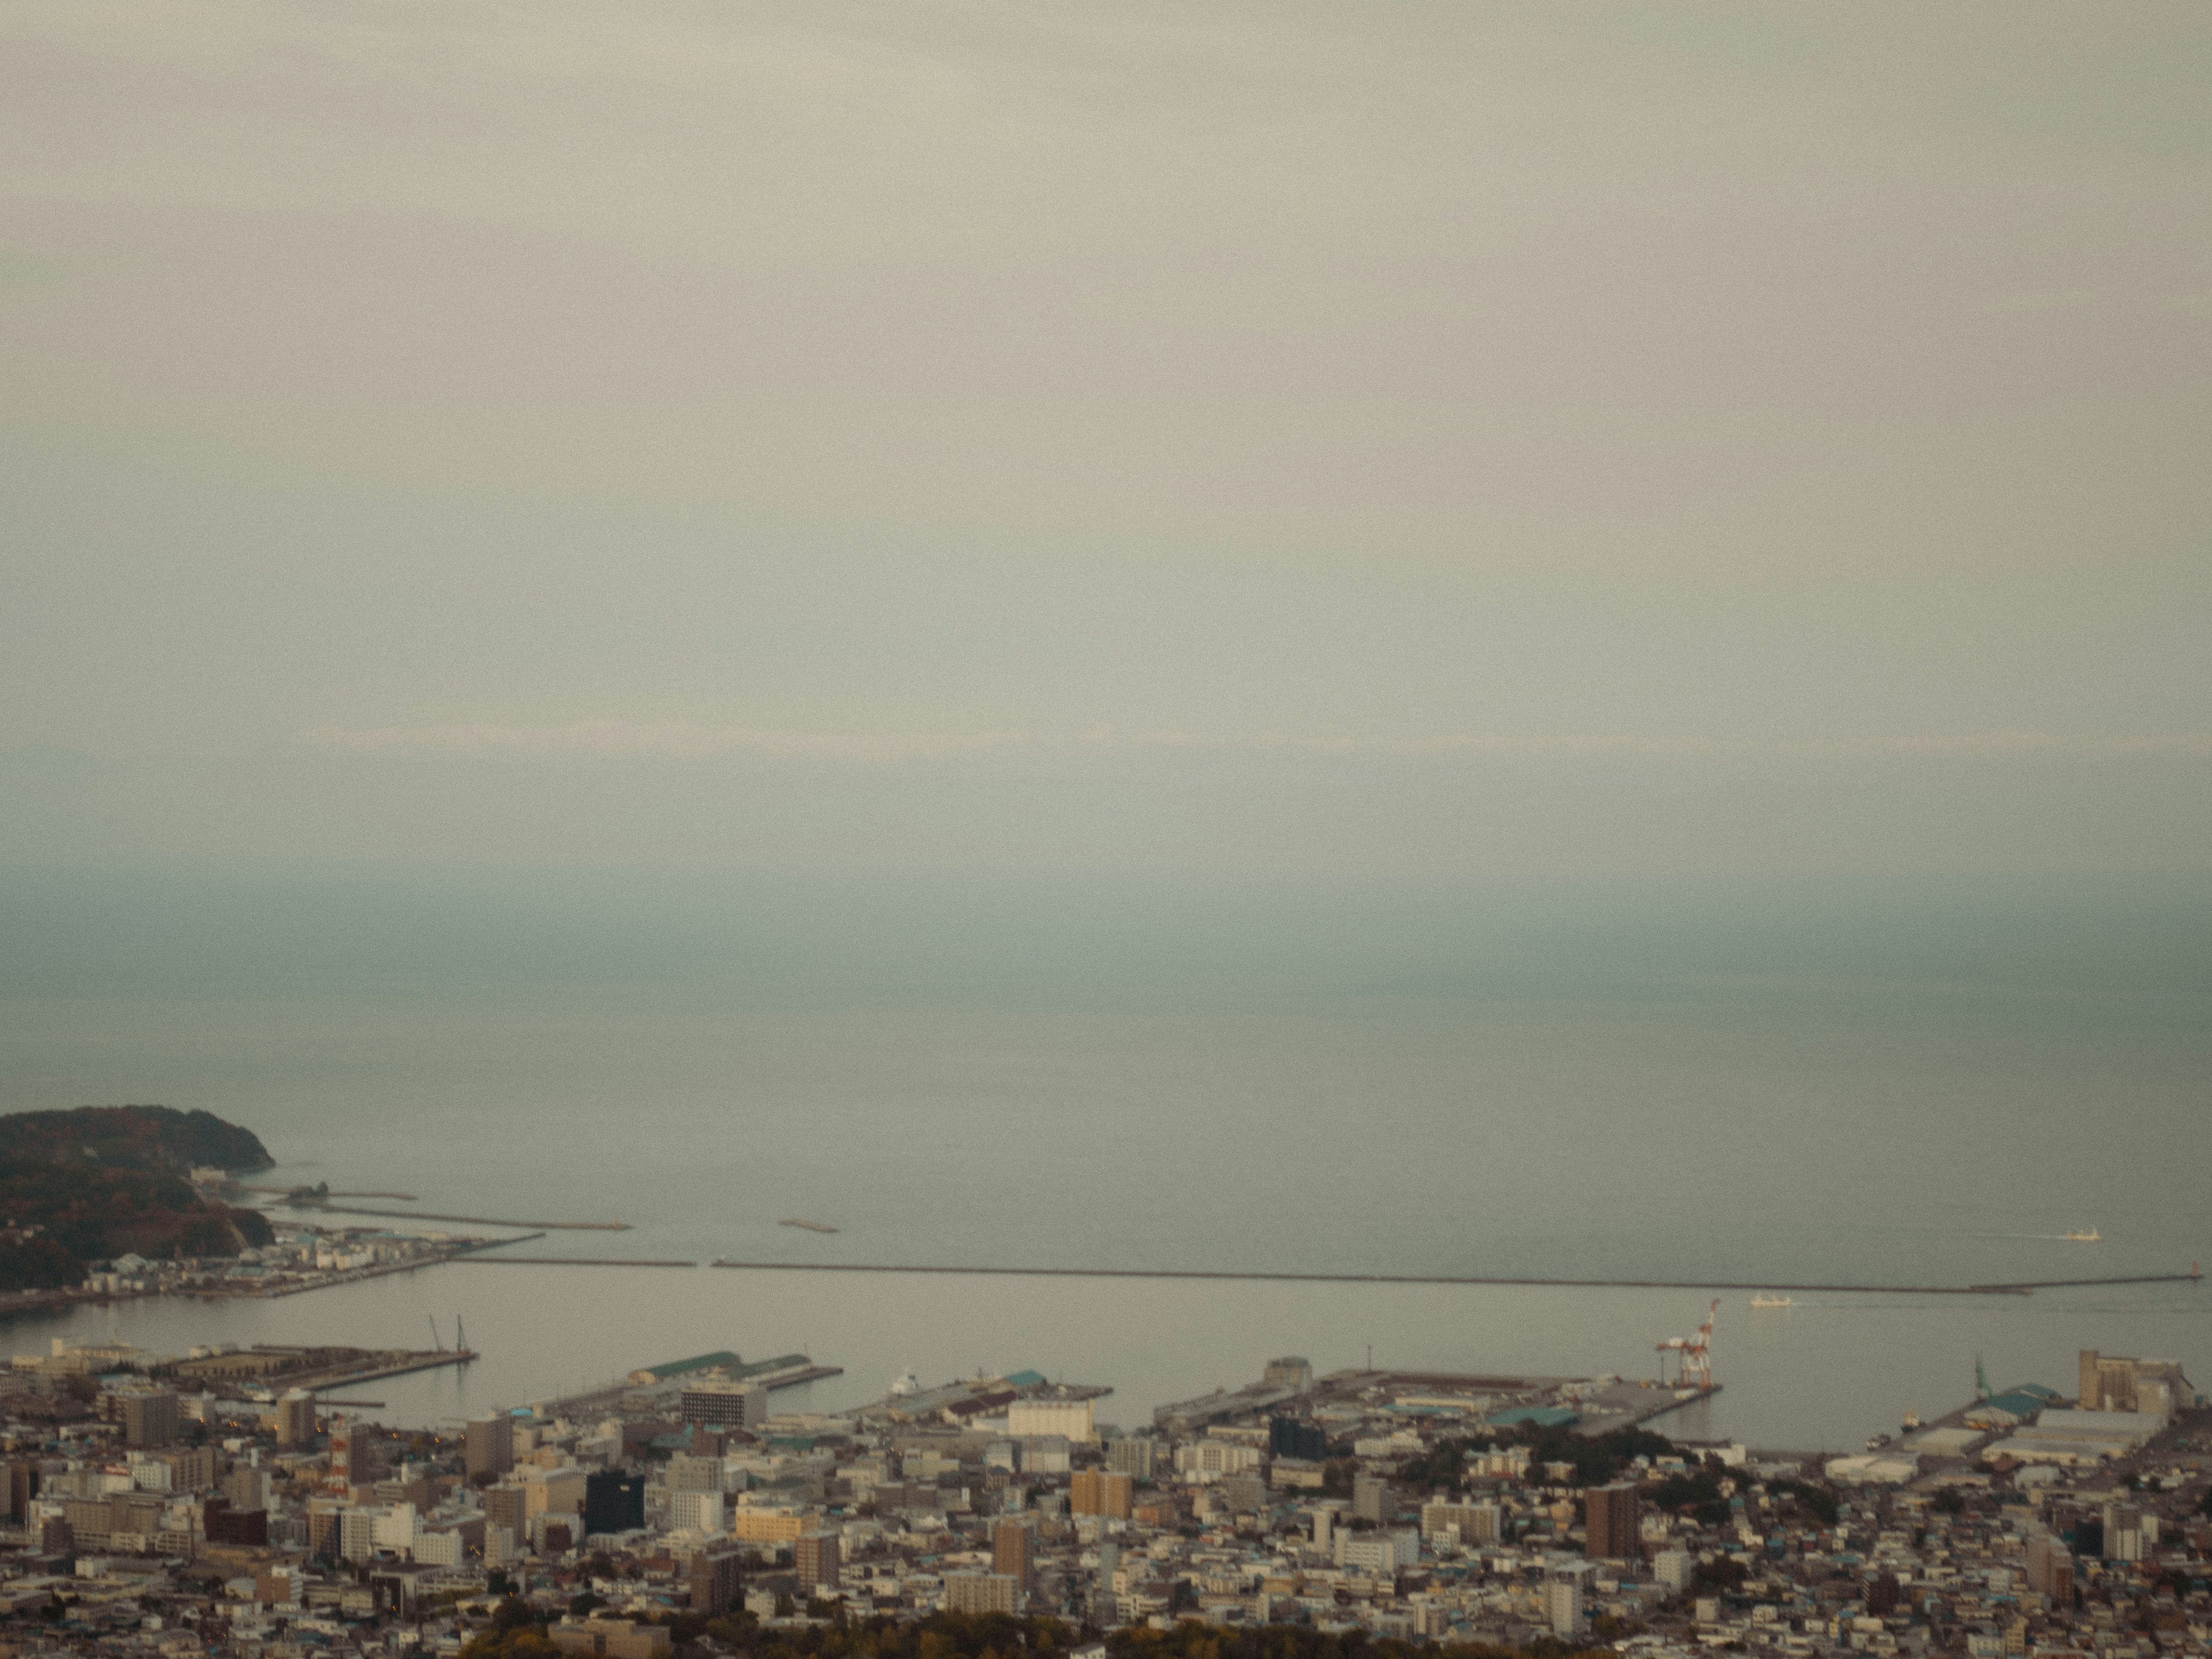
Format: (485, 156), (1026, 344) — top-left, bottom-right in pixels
(704, 1261), (2203, 1297)
(445, 1256), (694, 1267)
(275, 1203), (631, 1230)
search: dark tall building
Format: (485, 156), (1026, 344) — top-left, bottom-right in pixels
(3, 1460), (38, 1519)
(1270, 1418), (1328, 1461)
(484, 1485), (527, 1541)
(122, 1391), (179, 1449)
(796, 1532), (841, 1597)
(1867, 1572), (1902, 1616)
(991, 1517), (1032, 1586)
(207, 1504), (270, 1547)
(465, 1415), (514, 1480)
(1584, 1483), (1641, 1560)
(689, 1548), (744, 1613)
(583, 1471), (646, 1536)
(274, 1391), (317, 1448)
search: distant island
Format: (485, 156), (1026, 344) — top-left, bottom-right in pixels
(0, 1104), (276, 1292)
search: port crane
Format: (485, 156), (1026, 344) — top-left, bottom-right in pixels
(1657, 1298), (1719, 1390)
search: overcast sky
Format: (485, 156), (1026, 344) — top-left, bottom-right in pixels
(3, 2), (2207, 878)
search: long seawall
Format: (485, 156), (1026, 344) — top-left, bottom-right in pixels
(701, 1261), (2203, 1297)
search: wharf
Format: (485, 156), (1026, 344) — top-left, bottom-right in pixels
(303, 1347), (478, 1389)
(190, 1345), (475, 1402)
(1317, 1367), (1715, 1438)
(532, 1353), (839, 1419)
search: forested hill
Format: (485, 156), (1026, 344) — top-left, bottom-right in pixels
(4, 1104), (273, 1172)
(0, 1105), (276, 1291)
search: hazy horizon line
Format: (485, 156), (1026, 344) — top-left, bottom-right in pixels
(298, 721), (2212, 763)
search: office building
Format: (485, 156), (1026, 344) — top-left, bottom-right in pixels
(2102, 1503), (2149, 1562)
(582, 1471), (646, 1536)
(466, 1414), (514, 1480)
(338, 1506), (381, 1562)
(1420, 1499), (1501, 1547)
(2025, 1534), (2075, 1605)
(206, 1503), (269, 1546)
(524, 1467), (588, 1518)
(4, 1460), (39, 1520)
(1270, 1417), (1328, 1461)
(166, 1445), (218, 1494)
(680, 1380), (767, 1431)
(796, 1531), (841, 1597)
(275, 1390), (317, 1448)
(943, 1573), (1020, 1615)
(1337, 1531), (1419, 1574)
(1070, 1468), (1134, 1519)
(688, 1549), (743, 1615)
(992, 1516), (1033, 1585)
(1548, 1562), (1596, 1637)
(667, 1488), (725, 1535)
(224, 1465), (270, 1512)
(667, 1453), (723, 1492)
(1106, 1437), (1157, 1479)
(328, 1415), (371, 1492)
(122, 1391), (179, 1450)
(485, 1485), (528, 1540)
(1584, 1482), (1641, 1559)
(1353, 1472), (1387, 1523)
(729, 1507), (809, 1544)
(1653, 1550), (1694, 1593)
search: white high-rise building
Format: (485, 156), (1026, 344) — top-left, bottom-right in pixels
(1547, 1562), (1595, 1637)
(667, 1488), (726, 1535)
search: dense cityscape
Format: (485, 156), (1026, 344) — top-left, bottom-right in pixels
(3, 1310), (2207, 1659)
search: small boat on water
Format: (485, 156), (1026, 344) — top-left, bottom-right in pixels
(778, 1218), (839, 1234)
(1749, 1294), (1793, 1309)
(2065, 1228), (2100, 1243)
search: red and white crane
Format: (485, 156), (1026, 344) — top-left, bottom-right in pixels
(1656, 1298), (1719, 1390)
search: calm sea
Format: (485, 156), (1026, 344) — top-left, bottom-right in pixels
(3, 865), (2207, 1449)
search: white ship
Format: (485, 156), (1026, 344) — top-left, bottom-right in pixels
(2065, 1228), (2100, 1243)
(1749, 1294), (1793, 1309)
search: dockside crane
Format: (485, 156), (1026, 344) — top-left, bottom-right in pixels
(1657, 1298), (1719, 1390)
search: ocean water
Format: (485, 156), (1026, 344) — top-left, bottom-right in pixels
(2, 865), (2207, 1448)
